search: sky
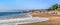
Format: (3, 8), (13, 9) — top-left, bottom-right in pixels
(0, 0), (60, 11)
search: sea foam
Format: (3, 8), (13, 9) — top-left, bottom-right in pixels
(0, 13), (48, 25)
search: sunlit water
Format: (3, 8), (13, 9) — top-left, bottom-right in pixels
(0, 13), (48, 25)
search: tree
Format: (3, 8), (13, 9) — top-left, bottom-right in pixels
(47, 3), (58, 11)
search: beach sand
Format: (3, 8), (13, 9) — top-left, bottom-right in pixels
(18, 12), (60, 25)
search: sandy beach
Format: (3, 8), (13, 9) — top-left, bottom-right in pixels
(18, 12), (60, 25)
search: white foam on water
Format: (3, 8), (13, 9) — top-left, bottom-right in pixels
(0, 17), (48, 25)
(0, 13), (48, 25)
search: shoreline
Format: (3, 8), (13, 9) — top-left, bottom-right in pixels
(18, 12), (60, 25)
(0, 17), (48, 25)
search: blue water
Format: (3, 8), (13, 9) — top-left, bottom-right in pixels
(0, 12), (21, 16)
(0, 12), (29, 20)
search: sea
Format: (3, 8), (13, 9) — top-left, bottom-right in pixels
(0, 12), (21, 16)
(0, 12), (30, 20)
(0, 12), (48, 25)
(0, 12), (32, 25)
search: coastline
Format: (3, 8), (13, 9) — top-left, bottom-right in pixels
(0, 13), (48, 25)
(0, 17), (48, 25)
(18, 12), (60, 25)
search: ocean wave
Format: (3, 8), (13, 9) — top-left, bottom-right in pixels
(0, 13), (48, 25)
(0, 17), (48, 25)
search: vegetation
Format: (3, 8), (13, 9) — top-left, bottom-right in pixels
(47, 3), (59, 11)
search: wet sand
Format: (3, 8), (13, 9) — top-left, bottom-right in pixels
(18, 12), (60, 25)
